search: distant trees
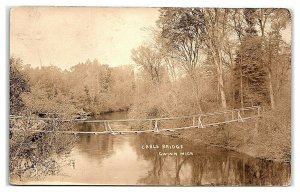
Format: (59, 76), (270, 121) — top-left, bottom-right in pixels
(68, 59), (113, 112)
(109, 66), (135, 110)
(18, 59), (135, 115)
(22, 65), (76, 114)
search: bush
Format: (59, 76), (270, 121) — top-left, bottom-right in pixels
(9, 118), (78, 180)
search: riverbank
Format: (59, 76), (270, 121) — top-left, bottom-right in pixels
(169, 119), (290, 163)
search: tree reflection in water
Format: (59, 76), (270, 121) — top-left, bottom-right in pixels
(75, 123), (115, 163)
(11, 127), (290, 185)
(131, 134), (291, 186)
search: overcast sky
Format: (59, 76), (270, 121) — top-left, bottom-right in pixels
(10, 7), (291, 70)
(10, 7), (160, 70)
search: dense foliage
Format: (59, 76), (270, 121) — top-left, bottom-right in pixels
(20, 59), (135, 115)
(10, 57), (30, 114)
(129, 8), (291, 162)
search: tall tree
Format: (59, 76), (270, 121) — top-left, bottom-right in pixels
(131, 45), (164, 84)
(261, 9), (291, 109)
(234, 9), (268, 107)
(157, 8), (205, 111)
(9, 57), (30, 114)
(201, 8), (230, 109)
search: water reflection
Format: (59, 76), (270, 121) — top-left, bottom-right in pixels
(131, 134), (290, 186)
(24, 133), (290, 185)
(136, 136), (290, 185)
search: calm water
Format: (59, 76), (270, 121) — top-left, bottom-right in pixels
(20, 111), (291, 185)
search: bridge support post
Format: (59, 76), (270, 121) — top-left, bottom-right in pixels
(104, 122), (108, 132)
(154, 120), (159, 133)
(149, 120), (152, 130)
(192, 116), (195, 127)
(198, 116), (204, 128)
(237, 111), (244, 122)
(106, 121), (114, 134)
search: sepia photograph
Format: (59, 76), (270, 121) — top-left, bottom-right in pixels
(9, 7), (291, 186)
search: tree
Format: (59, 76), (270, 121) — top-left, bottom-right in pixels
(131, 45), (164, 84)
(262, 9), (291, 109)
(234, 9), (269, 107)
(158, 8), (234, 110)
(201, 8), (231, 109)
(233, 8), (291, 108)
(22, 65), (76, 114)
(9, 57), (30, 114)
(157, 8), (205, 111)
(68, 59), (113, 113)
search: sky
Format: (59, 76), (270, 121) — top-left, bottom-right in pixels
(10, 7), (160, 70)
(10, 7), (291, 70)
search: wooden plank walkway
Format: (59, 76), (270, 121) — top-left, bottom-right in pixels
(10, 106), (262, 135)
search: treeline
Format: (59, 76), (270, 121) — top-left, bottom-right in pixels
(129, 8), (291, 119)
(10, 8), (291, 119)
(10, 58), (135, 116)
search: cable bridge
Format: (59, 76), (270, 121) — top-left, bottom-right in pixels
(10, 106), (263, 135)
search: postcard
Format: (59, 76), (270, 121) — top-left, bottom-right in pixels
(9, 7), (291, 185)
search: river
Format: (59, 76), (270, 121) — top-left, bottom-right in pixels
(18, 111), (291, 186)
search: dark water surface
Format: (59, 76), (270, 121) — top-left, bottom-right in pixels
(23, 112), (291, 185)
